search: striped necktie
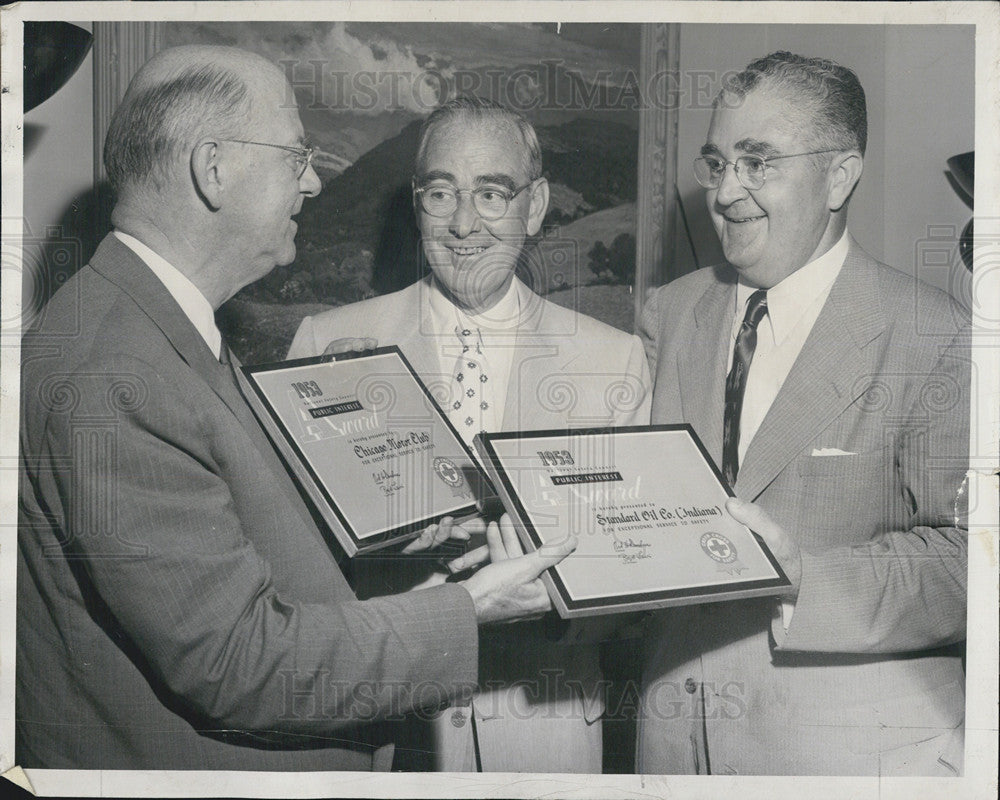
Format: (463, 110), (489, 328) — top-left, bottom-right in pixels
(722, 289), (768, 487)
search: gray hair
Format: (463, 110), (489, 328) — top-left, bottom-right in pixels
(104, 63), (252, 193)
(718, 51), (867, 156)
(415, 95), (543, 180)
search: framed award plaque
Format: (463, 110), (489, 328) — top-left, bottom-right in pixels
(475, 425), (791, 618)
(240, 347), (492, 556)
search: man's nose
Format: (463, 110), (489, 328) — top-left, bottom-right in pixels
(300, 163), (322, 197)
(448, 192), (482, 239)
(714, 161), (749, 206)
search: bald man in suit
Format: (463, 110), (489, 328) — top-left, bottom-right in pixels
(17, 46), (573, 771)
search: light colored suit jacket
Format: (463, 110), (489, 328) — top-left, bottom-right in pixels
(635, 241), (969, 776)
(288, 276), (652, 771)
(288, 277), (652, 432)
(17, 234), (479, 770)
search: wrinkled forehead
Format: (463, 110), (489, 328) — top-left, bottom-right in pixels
(416, 116), (532, 182)
(707, 85), (818, 154)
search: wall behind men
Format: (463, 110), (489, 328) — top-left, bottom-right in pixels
(673, 24), (974, 302)
(17, 23), (975, 325)
(21, 22), (95, 326)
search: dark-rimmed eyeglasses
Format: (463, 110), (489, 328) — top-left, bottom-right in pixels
(224, 139), (316, 179)
(412, 178), (536, 221)
(693, 149), (840, 191)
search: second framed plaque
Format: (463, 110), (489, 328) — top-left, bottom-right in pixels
(475, 425), (791, 618)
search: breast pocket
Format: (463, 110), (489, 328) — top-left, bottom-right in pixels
(794, 445), (895, 548)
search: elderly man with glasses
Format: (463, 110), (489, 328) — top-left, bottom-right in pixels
(637, 51), (969, 776)
(18, 47), (580, 772)
(288, 96), (651, 772)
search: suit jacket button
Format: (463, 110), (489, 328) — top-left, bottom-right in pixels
(451, 709), (466, 727)
(684, 677), (698, 694)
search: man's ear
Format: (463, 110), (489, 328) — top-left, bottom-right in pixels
(191, 138), (225, 210)
(827, 151), (863, 212)
(526, 177), (550, 237)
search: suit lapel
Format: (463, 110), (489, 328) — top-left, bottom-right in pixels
(90, 236), (252, 416)
(736, 242), (886, 500)
(502, 283), (560, 430)
(679, 276), (736, 463)
(89, 235), (280, 454)
(396, 279), (441, 382)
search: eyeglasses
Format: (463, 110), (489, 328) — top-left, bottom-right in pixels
(224, 139), (316, 179)
(412, 179), (536, 221)
(693, 149), (841, 190)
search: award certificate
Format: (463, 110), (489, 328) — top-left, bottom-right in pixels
(240, 347), (490, 556)
(475, 425), (791, 618)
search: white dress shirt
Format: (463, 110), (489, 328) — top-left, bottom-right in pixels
(426, 275), (522, 441)
(729, 229), (850, 462)
(728, 229), (850, 627)
(114, 231), (222, 360)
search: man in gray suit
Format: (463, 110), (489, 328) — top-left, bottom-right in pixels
(638, 52), (968, 775)
(17, 45), (574, 771)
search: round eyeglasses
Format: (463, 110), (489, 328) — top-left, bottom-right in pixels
(693, 149), (840, 191)
(413, 179), (535, 221)
(224, 139), (316, 179)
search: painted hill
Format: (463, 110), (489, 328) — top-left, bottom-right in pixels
(545, 283), (635, 334)
(553, 202), (635, 285)
(519, 201), (635, 294)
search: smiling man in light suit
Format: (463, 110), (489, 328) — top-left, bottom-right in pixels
(637, 51), (969, 776)
(288, 96), (651, 772)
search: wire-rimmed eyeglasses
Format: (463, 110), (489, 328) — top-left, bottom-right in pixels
(693, 149), (840, 191)
(224, 139), (316, 179)
(412, 178), (536, 221)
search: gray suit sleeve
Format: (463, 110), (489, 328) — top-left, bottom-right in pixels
(776, 329), (970, 653)
(39, 354), (479, 734)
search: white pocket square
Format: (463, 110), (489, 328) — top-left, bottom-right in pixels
(811, 447), (857, 457)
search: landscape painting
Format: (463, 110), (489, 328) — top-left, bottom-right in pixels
(162, 22), (642, 364)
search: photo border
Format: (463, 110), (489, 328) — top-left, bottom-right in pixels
(2, 3), (997, 798)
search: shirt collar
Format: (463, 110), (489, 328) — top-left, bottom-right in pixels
(428, 273), (523, 338)
(114, 231), (222, 359)
(735, 229), (849, 345)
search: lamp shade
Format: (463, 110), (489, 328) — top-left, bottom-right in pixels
(946, 151), (975, 272)
(946, 151), (974, 199)
(23, 21), (94, 112)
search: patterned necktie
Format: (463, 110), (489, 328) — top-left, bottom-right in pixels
(448, 326), (490, 446)
(722, 289), (768, 487)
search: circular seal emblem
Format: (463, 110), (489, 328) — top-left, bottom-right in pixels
(700, 532), (737, 564)
(432, 457), (464, 489)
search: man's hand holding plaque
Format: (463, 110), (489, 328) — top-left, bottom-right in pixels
(393, 515), (484, 591)
(726, 497), (802, 599)
(364, 512), (577, 624)
(474, 425), (792, 619)
(322, 337), (379, 356)
(461, 516), (577, 624)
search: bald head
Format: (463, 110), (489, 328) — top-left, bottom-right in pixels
(104, 46), (287, 195)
